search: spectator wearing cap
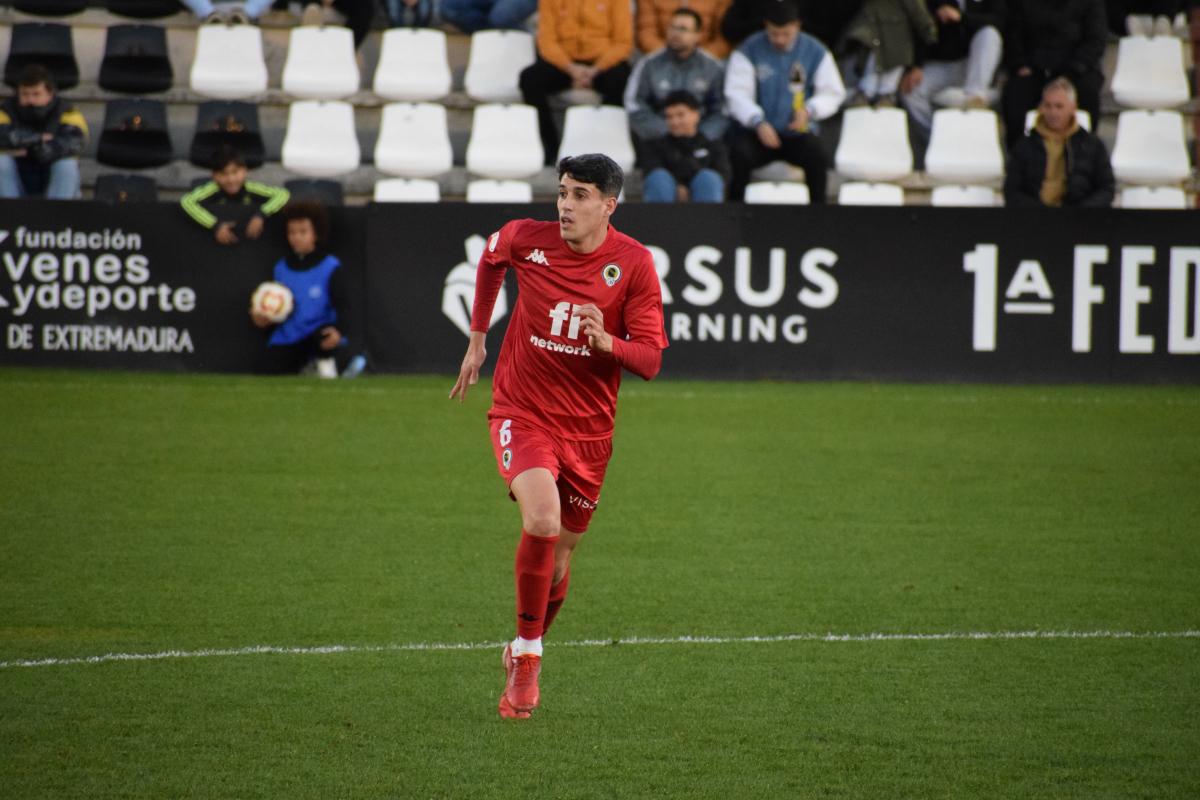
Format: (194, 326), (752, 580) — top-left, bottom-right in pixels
(641, 90), (732, 202)
(519, 0), (634, 161)
(638, 0), (734, 59)
(625, 8), (728, 159)
(0, 64), (87, 200)
(1004, 77), (1113, 208)
(724, 0), (845, 202)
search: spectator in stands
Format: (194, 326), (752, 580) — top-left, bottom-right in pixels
(439, 0), (535, 33)
(638, 0), (734, 59)
(181, 0), (273, 24)
(385, 0), (435, 28)
(0, 65), (86, 201)
(1001, 0), (1106, 148)
(181, 146), (290, 246)
(901, 0), (1006, 134)
(299, 1), (376, 50)
(519, 0), (633, 162)
(1003, 77), (1114, 208)
(626, 8), (728, 158)
(724, 0), (862, 50)
(724, 0), (845, 203)
(641, 90), (732, 202)
(254, 201), (364, 378)
(838, 0), (938, 107)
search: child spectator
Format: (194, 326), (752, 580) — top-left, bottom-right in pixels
(181, 146), (289, 246)
(0, 64), (87, 200)
(641, 90), (731, 203)
(252, 201), (364, 378)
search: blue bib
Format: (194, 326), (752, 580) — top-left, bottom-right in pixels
(269, 253), (340, 346)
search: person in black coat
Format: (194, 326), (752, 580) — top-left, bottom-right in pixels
(640, 90), (732, 202)
(1004, 77), (1114, 208)
(1001, 0), (1107, 148)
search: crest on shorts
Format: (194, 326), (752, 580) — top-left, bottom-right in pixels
(502, 449), (512, 470)
(602, 263), (622, 287)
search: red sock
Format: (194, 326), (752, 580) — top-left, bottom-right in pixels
(514, 530), (558, 641)
(541, 567), (571, 638)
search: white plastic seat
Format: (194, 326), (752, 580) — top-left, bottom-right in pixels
(1111, 109), (1191, 185)
(282, 26), (360, 100)
(373, 28), (452, 101)
(930, 185), (998, 207)
(466, 179), (534, 203)
(1111, 35), (1190, 109)
(1120, 185), (1187, 209)
(834, 106), (913, 182)
(1023, 108), (1092, 134)
(465, 103), (544, 179)
(374, 102), (454, 178)
(924, 108), (1004, 184)
(556, 105), (636, 172)
(374, 178), (441, 202)
(189, 24), (268, 99)
(281, 100), (360, 177)
(837, 182), (904, 206)
(464, 29), (536, 103)
(743, 181), (810, 205)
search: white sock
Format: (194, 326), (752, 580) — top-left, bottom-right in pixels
(512, 636), (542, 657)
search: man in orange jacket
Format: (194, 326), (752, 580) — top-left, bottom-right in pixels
(637, 0), (733, 59)
(519, 0), (634, 161)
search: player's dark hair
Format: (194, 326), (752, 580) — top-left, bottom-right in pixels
(672, 7), (702, 30)
(557, 153), (624, 199)
(16, 63), (55, 92)
(210, 144), (247, 172)
(282, 200), (330, 245)
(663, 90), (701, 111)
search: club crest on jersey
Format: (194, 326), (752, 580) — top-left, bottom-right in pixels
(602, 263), (622, 287)
(525, 249), (550, 266)
(502, 448), (512, 470)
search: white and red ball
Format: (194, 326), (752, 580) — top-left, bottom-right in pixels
(250, 281), (294, 323)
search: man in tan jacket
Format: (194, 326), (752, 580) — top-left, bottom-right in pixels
(637, 0), (733, 59)
(519, 0), (634, 161)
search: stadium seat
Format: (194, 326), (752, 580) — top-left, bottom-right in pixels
(1110, 110), (1191, 185)
(557, 105), (636, 172)
(1023, 108), (1091, 134)
(743, 181), (811, 205)
(464, 29), (536, 103)
(94, 173), (158, 203)
(834, 106), (913, 182)
(1110, 36), (1190, 109)
(189, 101), (265, 169)
(837, 182), (904, 206)
(281, 100), (361, 177)
(924, 108), (1004, 184)
(929, 185), (999, 207)
(3, 22), (79, 90)
(1119, 185), (1188, 209)
(96, 98), (173, 168)
(465, 103), (544, 180)
(374, 102), (454, 178)
(374, 178), (441, 202)
(373, 28), (453, 102)
(99, 25), (173, 94)
(189, 23), (268, 99)
(284, 178), (346, 206)
(466, 179), (534, 203)
(104, 0), (184, 18)
(13, 0), (88, 16)
(282, 26), (359, 100)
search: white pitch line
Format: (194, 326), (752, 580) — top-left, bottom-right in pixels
(2, 630), (1197, 670)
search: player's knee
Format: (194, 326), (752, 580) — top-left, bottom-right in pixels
(522, 508), (561, 538)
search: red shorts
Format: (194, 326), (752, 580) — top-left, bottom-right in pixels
(488, 416), (613, 533)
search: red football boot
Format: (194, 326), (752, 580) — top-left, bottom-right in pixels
(497, 642), (541, 718)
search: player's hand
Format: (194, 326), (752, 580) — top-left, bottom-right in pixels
(576, 304), (612, 354)
(250, 310), (273, 329)
(756, 121), (781, 150)
(450, 331), (487, 402)
(245, 215), (264, 240)
(319, 326), (341, 350)
(215, 222), (238, 245)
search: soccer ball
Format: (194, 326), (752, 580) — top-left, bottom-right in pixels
(251, 281), (294, 323)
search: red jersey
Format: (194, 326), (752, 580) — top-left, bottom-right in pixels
(470, 219), (668, 441)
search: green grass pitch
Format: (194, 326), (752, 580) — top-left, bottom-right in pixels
(1, 368), (1198, 798)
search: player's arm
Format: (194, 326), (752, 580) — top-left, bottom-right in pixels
(450, 223), (516, 401)
(577, 254), (668, 381)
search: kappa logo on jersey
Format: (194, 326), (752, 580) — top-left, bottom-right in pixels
(525, 249), (550, 266)
(602, 263), (621, 287)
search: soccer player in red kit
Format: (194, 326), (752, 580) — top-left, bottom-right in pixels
(449, 154), (668, 719)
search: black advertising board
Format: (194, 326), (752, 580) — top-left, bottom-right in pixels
(0, 199), (366, 372)
(365, 204), (1199, 383)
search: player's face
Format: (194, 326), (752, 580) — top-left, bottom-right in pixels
(557, 175), (615, 248)
(287, 218), (317, 256)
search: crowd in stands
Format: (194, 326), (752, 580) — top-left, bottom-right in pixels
(1, 0), (1198, 207)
